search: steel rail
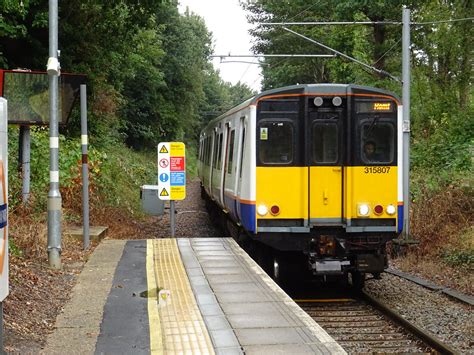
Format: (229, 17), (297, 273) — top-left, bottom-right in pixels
(361, 290), (458, 355)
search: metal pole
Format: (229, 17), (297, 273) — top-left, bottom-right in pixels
(170, 200), (176, 238)
(80, 85), (90, 249)
(20, 126), (31, 204)
(402, 7), (411, 240)
(47, 0), (61, 269)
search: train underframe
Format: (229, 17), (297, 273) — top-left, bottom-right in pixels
(203, 190), (395, 289)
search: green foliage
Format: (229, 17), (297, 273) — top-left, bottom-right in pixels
(441, 249), (474, 268)
(8, 238), (22, 257)
(93, 143), (157, 213)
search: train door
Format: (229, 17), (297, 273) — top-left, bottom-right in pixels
(221, 123), (232, 207)
(307, 99), (344, 225)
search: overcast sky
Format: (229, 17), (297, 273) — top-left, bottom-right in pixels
(178, 0), (262, 92)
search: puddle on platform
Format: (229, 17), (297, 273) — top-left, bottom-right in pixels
(139, 287), (162, 298)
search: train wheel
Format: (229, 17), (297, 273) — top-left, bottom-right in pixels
(350, 271), (366, 290)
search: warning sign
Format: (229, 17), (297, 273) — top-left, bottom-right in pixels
(157, 142), (186, 200)
(159, 158), (169, 169)
(170, 157), (184, 171)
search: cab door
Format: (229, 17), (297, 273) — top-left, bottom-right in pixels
(308, 107), (344, 225)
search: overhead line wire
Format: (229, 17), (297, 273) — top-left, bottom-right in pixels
(372, 38), (402, 66)
(412, 17), (474, 25)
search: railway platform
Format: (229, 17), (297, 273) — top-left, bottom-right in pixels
(43, 238), (346, 354)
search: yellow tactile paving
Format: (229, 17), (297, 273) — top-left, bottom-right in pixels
(149, 239), (215, 355)
(147, 240), (164, 353)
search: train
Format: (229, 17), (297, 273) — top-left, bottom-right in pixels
(198, 84), (403, 288)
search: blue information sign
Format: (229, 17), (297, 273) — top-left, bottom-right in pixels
(170, 172), (185, 186)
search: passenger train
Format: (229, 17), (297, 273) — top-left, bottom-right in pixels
(198, 84), (403, 288)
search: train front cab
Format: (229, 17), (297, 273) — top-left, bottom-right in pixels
(254, 84), (403, 286)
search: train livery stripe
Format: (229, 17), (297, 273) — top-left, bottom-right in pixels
(238, 201), (256, 233)
(397, 203), (404, 234)
(256, 92), (401, 105)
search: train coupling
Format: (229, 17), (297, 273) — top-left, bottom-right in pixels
(308, 253), (350, 275)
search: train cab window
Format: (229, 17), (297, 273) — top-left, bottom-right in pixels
(258, 122), (293, 164)
(312, 122), (338, 164)
(227, 130), (235, 174)
(361, 123), (394, 164)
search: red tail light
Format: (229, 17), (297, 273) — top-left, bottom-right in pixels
(374, 205), (383, 215)
(270, 205), (280, 216)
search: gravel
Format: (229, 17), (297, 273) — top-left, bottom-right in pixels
(365, 272), (474, 354)
(145, 178), (223, 238)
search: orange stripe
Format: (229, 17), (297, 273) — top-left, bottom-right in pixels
(256, 92), (401, 105)
(398, 202), (404, 206)
(223, 191), (256, 205)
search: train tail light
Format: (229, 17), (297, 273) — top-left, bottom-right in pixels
(270, 205), (280, 216)
(374, 205), (383, 215)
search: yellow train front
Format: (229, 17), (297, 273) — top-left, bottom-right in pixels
(199, 83), (403, 288)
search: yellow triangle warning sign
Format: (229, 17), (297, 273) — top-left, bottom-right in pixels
(160, 188), (169, 197)
(159, 145), (169, 154)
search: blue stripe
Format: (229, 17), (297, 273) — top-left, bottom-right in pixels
(397, 205), (403, 234)
(0, 204), (6, 228)
(239, 202), (256, 234)
(224, 194), (237, 221)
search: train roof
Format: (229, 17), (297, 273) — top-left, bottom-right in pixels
(252, 83), (400, 102)
(202, 83), (400, 134)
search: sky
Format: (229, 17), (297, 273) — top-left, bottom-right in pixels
(178, 0), (262, 92)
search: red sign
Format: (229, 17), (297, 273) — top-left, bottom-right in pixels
(170, 157), (184, 171)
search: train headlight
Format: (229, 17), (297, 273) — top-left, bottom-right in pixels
(332, 96), (342, 106)
(386, 204), (396, 215)
(358, 204), (370, 216)
(257, 204), (268, 216)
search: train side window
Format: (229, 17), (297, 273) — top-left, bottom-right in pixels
(227, 130), (235, 174)
(312, 122), (338, 164)
(240, 127), (246, 178)
(212, 133), (219, 168)
(217, 133), (223, 170)
(205, 137), (210, 165)
(258, 122), (294, 164)
(361, 123), (394, 164)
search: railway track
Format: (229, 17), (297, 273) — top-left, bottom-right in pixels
(295, 291), (456, 354)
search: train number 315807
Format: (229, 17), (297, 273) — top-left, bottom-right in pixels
(364, 167), (391, 174)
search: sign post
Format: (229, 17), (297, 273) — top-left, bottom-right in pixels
(157, 142), (186, 237)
